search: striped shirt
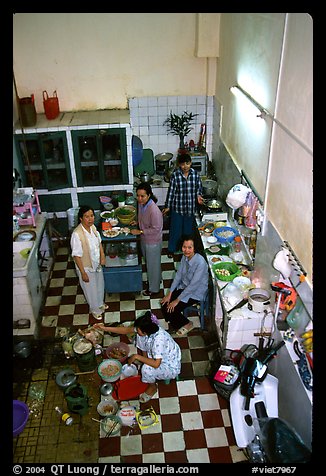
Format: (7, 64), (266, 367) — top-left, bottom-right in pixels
(165, 167), (203, 216)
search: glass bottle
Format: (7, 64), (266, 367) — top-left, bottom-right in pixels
(55, 406), (73, 426)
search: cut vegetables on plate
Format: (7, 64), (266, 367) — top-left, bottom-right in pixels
(102, 228), (120, 238)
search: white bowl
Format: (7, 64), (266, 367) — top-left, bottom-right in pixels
(97, 399), (118, 417)
(207, 236), (218, 244)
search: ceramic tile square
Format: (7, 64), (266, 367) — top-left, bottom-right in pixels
(72, 314), (90, 326)
(186, 448), (210, 463)
(142, 452), (165, 463)
(198, 393), (220, 411)
(204, 427), (228, 447)
(41, 316), (58, 327)
(58, 304), (75, 315)
(49, 278), (65, 287)
(120, 434), (142, 455)
(120, 301), (136, 311)
(53, 262), (68, 271)
(176, 380), (197, 396)
(181, 411), (203, 430)
(221, 408), (231, 426)
(45, 296), (62, 306)
(162, 431), (185, 452)
(75, 295), (87, 304)
(159, 397), (180, 415)
(62, 286), (78, 295)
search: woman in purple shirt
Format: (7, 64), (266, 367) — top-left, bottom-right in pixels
(131, 183), (163, 296)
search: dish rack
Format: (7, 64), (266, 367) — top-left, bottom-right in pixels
(13, 188), (41, 227)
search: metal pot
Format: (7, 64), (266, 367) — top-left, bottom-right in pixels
(155, 152), (173, 176)
(248, 288), (271, 313)
(204, 198), (223, 211)
(137, 172), (152, 183)
(14, 341), (32, 359)
(202, 179), (218, 197)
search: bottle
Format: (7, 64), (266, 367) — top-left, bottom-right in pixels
(13, 215), (20, 233)
(233, 236), (242, 253)
(55, 406), (73, 426)
(249, 230), (257, 258)
(230, 235), (244, 263)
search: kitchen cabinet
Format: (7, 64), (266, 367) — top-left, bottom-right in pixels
(14, 131), (72, 191)
(72, 128), (128, 186)
(102, 232), (142, 293)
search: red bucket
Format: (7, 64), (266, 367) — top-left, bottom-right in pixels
(43, 90), (60, 120)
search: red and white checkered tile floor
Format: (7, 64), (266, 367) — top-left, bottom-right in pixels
(37, 236), (247, 463)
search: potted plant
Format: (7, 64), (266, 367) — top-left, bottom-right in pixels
(163, 111), (197, 152)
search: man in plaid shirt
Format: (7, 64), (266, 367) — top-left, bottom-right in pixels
(162, 154), (204, 257)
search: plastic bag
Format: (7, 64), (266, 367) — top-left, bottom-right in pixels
(257, 417), (311, 463)
(226, 184), (251, 210)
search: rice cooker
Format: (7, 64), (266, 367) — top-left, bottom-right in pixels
(248, 288), (271, 312)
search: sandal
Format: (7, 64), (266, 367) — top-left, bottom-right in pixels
(92, 312), (103, 320)
(176, 324), (193, 336)
(100, 304), (109, 310)
(139, 392), (153, 403)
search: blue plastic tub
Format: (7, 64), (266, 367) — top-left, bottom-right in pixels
(13, 400), (29, 437)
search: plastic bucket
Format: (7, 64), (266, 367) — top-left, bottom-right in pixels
(43, 90), (60, 120)
(19, 96), (36, 127)
(67, 207), (79, 231)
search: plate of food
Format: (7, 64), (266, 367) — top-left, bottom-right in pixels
(97, 399), (118, 417)
(102, 228), (120, 238)
(100, 211), (115, 219)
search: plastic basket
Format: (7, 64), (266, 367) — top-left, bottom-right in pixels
(212, 261), (241, 281)
(213, 226), (239, 244)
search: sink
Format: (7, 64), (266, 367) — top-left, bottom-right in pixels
(13, 241), (34, 270)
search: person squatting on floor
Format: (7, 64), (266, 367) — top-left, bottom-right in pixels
(94, 311), (181, 402)
(161, 235), (209, 336)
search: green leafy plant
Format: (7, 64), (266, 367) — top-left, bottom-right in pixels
(163, 111), (197, 150)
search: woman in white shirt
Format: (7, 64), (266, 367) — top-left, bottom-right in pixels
(70, 205), (107, 320)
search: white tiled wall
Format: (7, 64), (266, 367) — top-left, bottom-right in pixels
(129, 95), (214, 160)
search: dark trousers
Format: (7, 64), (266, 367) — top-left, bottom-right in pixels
(168, 211), (195, 253)
(161, 288), (199, 330)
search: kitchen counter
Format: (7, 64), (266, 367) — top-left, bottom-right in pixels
(13, 213), (47, 277)
(13, 212), (53, 336)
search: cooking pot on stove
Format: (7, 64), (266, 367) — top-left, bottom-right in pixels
(202, 179), (218, 197)
(136, 172), (152, 183)
(203, 198), (223, 211)
(248, 288), (271, 312)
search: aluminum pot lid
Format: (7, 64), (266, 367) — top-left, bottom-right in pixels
(100, 383), (113, 396)
(55, 368), (77, 388)
(155, 153), (173, 162)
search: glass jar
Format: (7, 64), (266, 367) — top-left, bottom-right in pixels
(108, 243), (118, 259)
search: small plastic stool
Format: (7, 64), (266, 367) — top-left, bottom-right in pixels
(164, 375), (180, 385)
(184, 289), (209, 329)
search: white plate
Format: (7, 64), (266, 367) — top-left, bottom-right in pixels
(16, 232), (35, 241)
(103, 228), (120, 238)
(100, 211), (114, 219)
(207, 236), (218, 244)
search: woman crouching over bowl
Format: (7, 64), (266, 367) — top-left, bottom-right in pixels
(94, 311), (181, 403)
